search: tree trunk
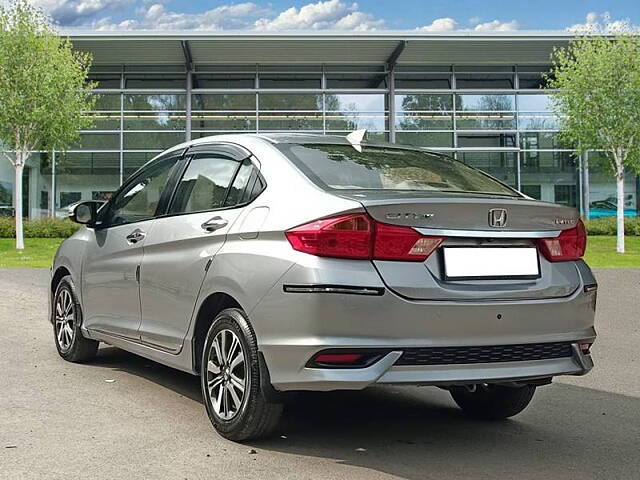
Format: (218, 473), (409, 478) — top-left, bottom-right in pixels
(615, 162), (625, 254)
(14, 161), (24, 250)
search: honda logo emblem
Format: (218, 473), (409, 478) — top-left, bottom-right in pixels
(488, 208), (508, 228)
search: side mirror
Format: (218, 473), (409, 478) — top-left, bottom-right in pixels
(68, 201), (104, 227)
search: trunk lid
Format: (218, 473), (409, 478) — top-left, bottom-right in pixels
(338, 191), (582, 301)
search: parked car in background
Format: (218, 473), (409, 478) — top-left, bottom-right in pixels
(50, 133), (597, 441)
(588, 200), (636, 218)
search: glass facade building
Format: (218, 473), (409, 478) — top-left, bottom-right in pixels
(1, 34), (638, 219)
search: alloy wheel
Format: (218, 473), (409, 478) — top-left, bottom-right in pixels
(55, 289), (75, 352)
(206, 329), (248, 421)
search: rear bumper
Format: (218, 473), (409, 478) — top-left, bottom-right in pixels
(266, 346), (592, 392)
(251, 259), (597, 392)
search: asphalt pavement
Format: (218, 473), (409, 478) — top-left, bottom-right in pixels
(1, 268), (639, 480)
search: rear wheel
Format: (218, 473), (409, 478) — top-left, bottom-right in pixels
(53, 276), (98, 362)
(200, 308), (282, 441)
(450, 384), (536, 420)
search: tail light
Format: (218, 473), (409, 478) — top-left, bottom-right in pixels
(285, 213), (443, 261)
(537, 219), (587, 262)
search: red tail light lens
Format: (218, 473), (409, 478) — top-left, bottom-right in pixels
(285, 213), (372, 260)
(537, 219), (587, 262)
(285, 213), (443, 261)
(374, 222), (443, 261)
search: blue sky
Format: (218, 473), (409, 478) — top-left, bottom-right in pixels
(30, 0), (640, 31)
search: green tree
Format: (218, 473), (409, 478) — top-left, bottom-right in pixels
(0, 0), (95, 249)
(547, 34), (640, 253)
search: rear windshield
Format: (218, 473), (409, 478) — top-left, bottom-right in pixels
(277, 144), (518, 196)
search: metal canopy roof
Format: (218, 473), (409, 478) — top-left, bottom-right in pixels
(65, 31), (578, 66)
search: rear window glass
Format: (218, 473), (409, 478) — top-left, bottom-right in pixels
(277, 144), (517, 196)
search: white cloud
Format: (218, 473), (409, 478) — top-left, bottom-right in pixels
(253, 0), (383, 31)
(416, 17), (458, 32)
(93, 2), (271, 31)
(31, 0), (127, 26)
(473, 19), (519, 32)
(567, 12), (638, 33)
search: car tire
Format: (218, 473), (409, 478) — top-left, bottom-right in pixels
(450, 384), (536, 420)
(200, 308), (283, 441)
(52, 275), (99, 362)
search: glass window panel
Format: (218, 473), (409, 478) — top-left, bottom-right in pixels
(394, 74), (452, 89)
(93, 94), (121, 111)
(124, 75), (185, 89)
(193, 74), (255, 89)
(123, 152), (157, 178)
(517, 114), (559, 131)
(85, 114), (121, 130)
(123, 94), (186, 111)
(456, 74), (514, 89)
(259, 93), (322, 111)
(3, 153), (54, 219)
(325, 94), (385, 112)
(517, 94), (553, 112)
(395, 132), (454, 148)
(457, 134), (516, 148)
(123, 132), (185, 150)
(192, 113), (256, 131)
(522, 151), (577, 173)
(326, 131), (389, 142)
(456, 113), (516, 130)
(89, 74), (121, 89)
(395, 112), (453, 130)
(395, 94), (453, 112)
(588, 154), (638, 216)
(520, 184), (542, 199)
(71, 133), (120, 150)
(456, 151), (517, 187)
(124, 113), (186, 130)
(325, 73), (388, 89)
(518, 74), (549, 89)
(258, 112), (323, 130)
(224, 159), (256, 206)
(456, 94), (515, 111)
(169, 155), (239, 214)
(55, 152), (120, 217)
(325, 112), (387, 131)
(520, 132), (565, 150)
(192, 94), (255, 111)
(259, 75), (322, 89)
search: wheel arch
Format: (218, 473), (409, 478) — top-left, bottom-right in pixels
(192, 292), (243, 372)
(51, 265), (72, 295)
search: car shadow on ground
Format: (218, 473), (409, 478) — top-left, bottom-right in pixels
(90, 345), (640, 480)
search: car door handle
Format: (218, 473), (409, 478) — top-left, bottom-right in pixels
(201, 216), (228, 233)
(126, 229), (146, 244)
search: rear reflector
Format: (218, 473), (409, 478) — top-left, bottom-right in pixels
(285, 213), (443, 261)
(313, 353), (364, 364)
(537, 219), (587, 262)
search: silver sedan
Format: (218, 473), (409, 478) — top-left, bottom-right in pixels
(51, 132), (597, 441)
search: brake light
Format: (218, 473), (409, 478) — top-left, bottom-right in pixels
(537, 219), (587, 262)
(285, 213), (443, 261)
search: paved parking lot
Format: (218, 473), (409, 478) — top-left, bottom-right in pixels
(1, 268), (639, 480)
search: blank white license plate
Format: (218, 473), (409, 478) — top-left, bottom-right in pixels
(443, 247), (540, 280)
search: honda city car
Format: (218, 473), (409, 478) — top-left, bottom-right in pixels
(50, 132), (597, 441)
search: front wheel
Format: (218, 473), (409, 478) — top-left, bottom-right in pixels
(450, 384), (536, 420)
(200, 308), (282, 441)
(52, 275), (99, 362)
